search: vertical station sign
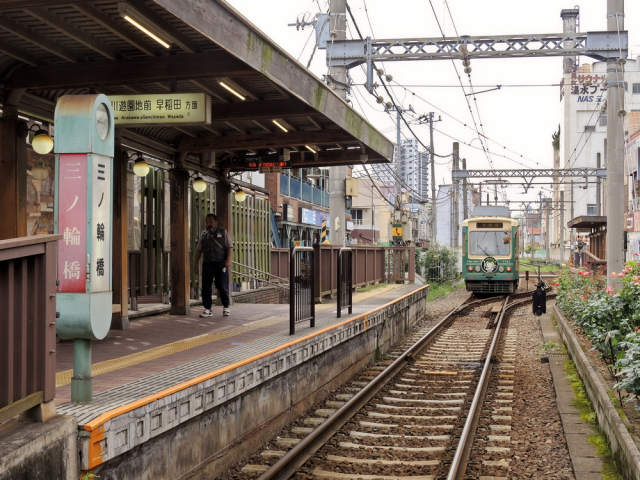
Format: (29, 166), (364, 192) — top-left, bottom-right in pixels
(54, 95), (114, 340)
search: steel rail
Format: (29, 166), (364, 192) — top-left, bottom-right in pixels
(448, 284), (553, 479)
(257, 287), (551, 480)
(256, 295), (475, 480)
(446, 295), (510, 480)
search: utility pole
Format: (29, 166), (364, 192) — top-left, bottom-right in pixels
(560, 190), (565, 263)
(396, 109), (402, 195)
(328, 0), (347, 246)
(462, 158), (468, 220)
(606, 0), (626, 285)
(428, 112), (439, 246)
(597, 152), (602, 215)
(452, 142), (459, 248)
(545, 198), (551, 262)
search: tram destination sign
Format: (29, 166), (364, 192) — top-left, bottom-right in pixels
(108, 93), (211, 127)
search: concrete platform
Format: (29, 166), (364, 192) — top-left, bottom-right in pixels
(539, 312), (604, 479)
(53, 284), (429, 476)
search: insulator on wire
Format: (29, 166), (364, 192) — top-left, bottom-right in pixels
(464, 66), (472, 74)
(376, 95), (384, 104)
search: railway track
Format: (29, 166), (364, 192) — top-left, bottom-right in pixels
(237, 283), (554, 480)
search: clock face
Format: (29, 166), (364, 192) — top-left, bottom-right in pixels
(96, 103), (110, 141)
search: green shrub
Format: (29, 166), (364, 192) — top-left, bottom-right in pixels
(416, 244), (458, 282)
(556, 257), (640, 409)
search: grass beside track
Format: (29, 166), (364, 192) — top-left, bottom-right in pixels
(426, 280), (463, 302)
(565, 360), (624, 480)
(520, 263), (560, 273)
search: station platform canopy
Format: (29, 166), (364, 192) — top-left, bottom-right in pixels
(567, 216), (607, 229)
(0, 0), (393, 173)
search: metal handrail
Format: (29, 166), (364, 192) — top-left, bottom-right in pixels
(290, 247), (315, 335)
(337, 247), (353, 318)
(230, 269), (289, 290)
(231, 260), (289, 285)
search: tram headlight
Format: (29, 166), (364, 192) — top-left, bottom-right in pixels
(468, 267), (474, 272)
(507, 267), (512, 272)
(475, 266), (481, 272)
(499, 266), (505, 273)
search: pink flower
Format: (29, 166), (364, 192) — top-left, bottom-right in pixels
(611, 272), (616, 278)
(635, 253), (639, 256)
(581, 295), (587, 300)
(627, 265), (634, 271)
(578, 271), (583, 275)
(618, 273), (624, 277)
(634, 276), (639, 281)
(607, 286), (613, 293)
(584, 262), (588, 266)
(555, 282), (560, 286)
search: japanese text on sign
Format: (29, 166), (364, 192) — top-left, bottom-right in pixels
(108, 93), (211, 127)
(57, 153), (88, 293)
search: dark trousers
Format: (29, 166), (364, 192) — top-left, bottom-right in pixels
(202, 261), (230, 309)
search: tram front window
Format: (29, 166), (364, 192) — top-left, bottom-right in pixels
(469, 231), (510, 256)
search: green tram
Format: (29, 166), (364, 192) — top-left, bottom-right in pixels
(462, 213), (520, 294)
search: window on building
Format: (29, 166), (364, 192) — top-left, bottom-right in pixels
(587, 204), (597, 216)
(599, 115), (607, 127)
(350, 209), (364, 225)
(633, 83), (640, 94)
(584, 125), (596, 132)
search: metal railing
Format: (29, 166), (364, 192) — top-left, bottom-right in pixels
(271, 245), (415, 298)
(337, 247), (353, 318)
(279, 174), (329, 207)
(0, 234), (60, 423)
(231, 261), (289, 289)
(385, 247), (416, 283)
(290, 246), (315, 335)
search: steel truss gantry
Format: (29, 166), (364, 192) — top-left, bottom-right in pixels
(452, 168), (606, 193)
(324, 31), (627, 92)
(451, 168), (606, 179)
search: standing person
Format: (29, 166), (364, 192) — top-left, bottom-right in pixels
(194, 213), (234, 317)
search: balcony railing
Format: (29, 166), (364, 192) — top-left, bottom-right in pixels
(280, 174), (329, 208)
(0, 234), (60, 423)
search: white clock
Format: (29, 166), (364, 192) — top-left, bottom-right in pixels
(96, 103), (110, 141)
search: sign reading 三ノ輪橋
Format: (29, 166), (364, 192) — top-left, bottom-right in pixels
(108, 93), (211, 126)
(54, 94), (114, 341)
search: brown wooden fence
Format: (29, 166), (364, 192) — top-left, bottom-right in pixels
(271, 245), (415, 298)
(0, 234), (60, 423)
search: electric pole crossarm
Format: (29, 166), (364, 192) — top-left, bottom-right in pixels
(327, 31), (627, 67)
(452, 168), (607, 179)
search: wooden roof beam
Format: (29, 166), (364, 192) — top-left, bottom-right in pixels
(8, 51), (256, 89)
(179, 129), (356, 152)
(26, 7), (118, 60)
(190, 79), (227, 103)
(73, 3), (159, 57)
(306, 116), (323, 130)
(0, 14), (81, 63)
(0, 39), (43, 66)
(122, 0), (200, 54)
(208, 99), (318, 122)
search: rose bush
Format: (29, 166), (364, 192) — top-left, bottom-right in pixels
(556, 260), (640, 409)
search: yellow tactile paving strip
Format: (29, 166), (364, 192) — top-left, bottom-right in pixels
(55, 284), (401, 388)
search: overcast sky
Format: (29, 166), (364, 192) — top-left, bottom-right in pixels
(227, 0), (639, 208)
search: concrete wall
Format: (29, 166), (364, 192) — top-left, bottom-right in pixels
(554, 305), (640, 480)
(0, 415), (78, 480)
(89, 287), (428, 479)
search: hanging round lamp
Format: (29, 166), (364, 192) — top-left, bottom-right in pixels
(234, 187), (247, 202)
(133, 156), (150, 177)
(31, 128), (54, 155)
(193, 176), (207, 193)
